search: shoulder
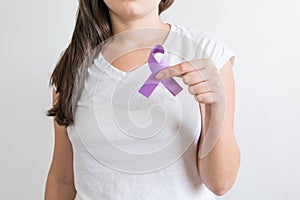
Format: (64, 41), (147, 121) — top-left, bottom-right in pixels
(170, 23), (221, 45)
(170, 23), (236, 69)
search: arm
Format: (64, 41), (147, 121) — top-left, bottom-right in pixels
(198, 60), (240, 196)
(154, 57), (240, 196)
(44, 89), (77, 200)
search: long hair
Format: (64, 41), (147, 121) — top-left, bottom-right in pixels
(46, 0), (174, 127)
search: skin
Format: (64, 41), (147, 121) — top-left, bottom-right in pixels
(103, 0), (165, 33)
(44, 92), (76, 200)
(155, 59), (240, 195)
(45, 0), (240, 198)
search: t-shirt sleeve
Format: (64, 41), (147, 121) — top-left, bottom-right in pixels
(196, 31), (236, 70)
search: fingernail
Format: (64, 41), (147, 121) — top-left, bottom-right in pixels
(155, 72), (164, 79)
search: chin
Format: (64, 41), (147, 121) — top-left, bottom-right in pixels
(120, 2), (146, 17)
(104, 0), (159, 19)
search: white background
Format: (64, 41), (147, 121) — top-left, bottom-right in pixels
(0, 0), (299, 199)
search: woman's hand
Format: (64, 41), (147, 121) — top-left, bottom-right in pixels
(155, 57), (227, 158)
(155, 58), (225, 105)
(156, 59), (240, 196)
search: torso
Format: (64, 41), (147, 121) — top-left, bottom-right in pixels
(66, 21), (223, 200)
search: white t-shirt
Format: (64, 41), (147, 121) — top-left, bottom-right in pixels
(66, 21), (236, 200)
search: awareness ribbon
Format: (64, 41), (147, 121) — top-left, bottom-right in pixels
(138, 45), (183, 98)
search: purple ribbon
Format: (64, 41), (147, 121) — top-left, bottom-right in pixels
(138, 45), (183, 98)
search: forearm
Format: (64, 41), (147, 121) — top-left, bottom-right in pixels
(197, 103), (240, 196)
(45, 173), (76, 200)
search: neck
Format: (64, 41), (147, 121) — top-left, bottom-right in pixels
(107, 9), (170, 46)
(102, 8), (171, 58)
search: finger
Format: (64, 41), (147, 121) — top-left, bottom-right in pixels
(194, 92), (214, 104)
(182, 70), (206, 85)
(190, 58), (216, 70)
(188, 81), (210, 95)
(155, 62), (196, 80)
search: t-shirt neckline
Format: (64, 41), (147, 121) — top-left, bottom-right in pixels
(96, 22), (176, 76)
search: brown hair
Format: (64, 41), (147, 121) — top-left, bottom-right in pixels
(46, 0), (174, 127)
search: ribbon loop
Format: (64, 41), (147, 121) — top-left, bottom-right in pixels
(138, 45), (183, 97)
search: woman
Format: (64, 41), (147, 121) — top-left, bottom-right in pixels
(45, 0), (240, 199)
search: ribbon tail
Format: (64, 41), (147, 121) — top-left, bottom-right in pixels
(138, 75), (159, 97)
(161, 78), (183, 96)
